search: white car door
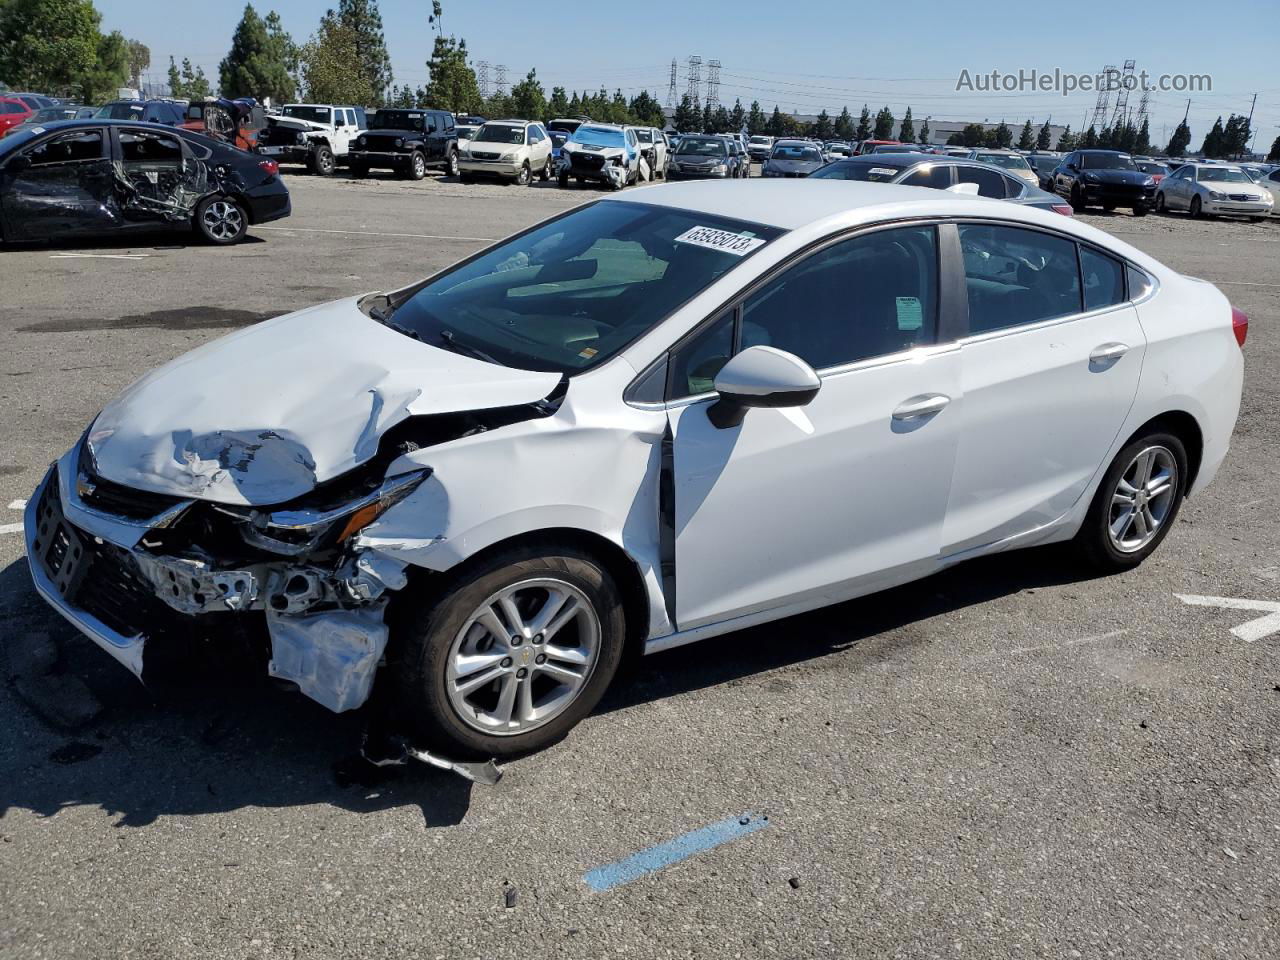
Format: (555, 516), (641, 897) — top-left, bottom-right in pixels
(668, 224), (962, 629)
(1264, 169), (1280, 212)
(941, 222), (1145, 555)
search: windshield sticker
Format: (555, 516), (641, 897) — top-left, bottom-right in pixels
(869, 167), (898, 177)
(896, 297), (923, 332)
(674, 226), (766, 257)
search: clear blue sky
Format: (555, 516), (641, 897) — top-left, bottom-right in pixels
(98, 0), (1278, 150)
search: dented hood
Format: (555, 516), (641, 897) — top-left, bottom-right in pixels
(87, 297), (562, 506)
(271, 117), (332, 133)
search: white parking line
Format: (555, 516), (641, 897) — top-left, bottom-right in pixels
(8, 499), (27, 510)
(1210, 280), (1280, 288)
(0, 522), (24, 535)
(50, 253), (150, 260)
(255, 225), (496, 243)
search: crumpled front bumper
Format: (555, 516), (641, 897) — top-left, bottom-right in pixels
(24, 446), (404, 713)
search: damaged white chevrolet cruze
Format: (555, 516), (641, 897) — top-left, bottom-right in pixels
(27, 180), (1245, 759)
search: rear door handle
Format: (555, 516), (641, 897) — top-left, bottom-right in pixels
(892, 394), (951, 421)
(1089, 342), (1130, 364)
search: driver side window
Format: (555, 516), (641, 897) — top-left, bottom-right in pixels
(26, 130), (105, 166)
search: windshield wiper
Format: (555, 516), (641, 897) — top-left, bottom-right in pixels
(437, 329), (505, 366)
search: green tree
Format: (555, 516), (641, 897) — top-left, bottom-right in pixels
(1016, 119), (1034, 151)
(712, 104), (731, 133)
(989, 120), (1012, 148)
(1267, 134), (1280, 163)
(180, 57), (210, 100)
(126, 39), (149, 88)
(1165, 120), (1191, 157)
(702, 101), (714, 133)
(811, 109), (832, 140)
(873, 106), (894, 139)
(1200, 116), (1224, 157)
(167, 55), (184, 97)
(80, 27), (128, 103)
(335, 0), (392, 105)
(0, 0), (103, 97)
(221, 5), (295, 103)
(946, 131), (965, 146)
(834, 106), (853, 140)
(421, 33), (480, 114)
(767, 105), (786, 138)
(855, 104), (871, 140)
(389, 83), (414, 108)
(918, 116), (930, 145)
(1221, 113), (1250, 157)
(1134, 117), (1151, 155)
(1081, 125), (1099, 149)
(960, 123), (986, 146)
(547, 86), (569, 118)
(629, 90), (664, 128)
(1036, 120), (1052, 150)
(673, 93), (699, 131)
(747, 100), (765, 135)
(299, 12), (374, 104)
(1056, 125), (1074, 151)
(729, 98), (746, 133)
(508, 67), (545, 121)
(899, 107), (915, 143)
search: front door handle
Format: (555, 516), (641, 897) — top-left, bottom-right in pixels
(1089, 342), (1130, 364)
(892, 394), (951, 421)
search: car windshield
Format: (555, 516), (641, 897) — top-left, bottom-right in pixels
(1081, 153), (1137, 170)
(772, 144), (822, 161)
(1198, 167), (1251, 183)
(749, 136), (770, 144)
(95, 103), (144, 119)
(282, 106), (331, 124)
(457, 126), (477, 140)
(809, 161), (904, 182)
(383, 201), (783, 374)
(1135, 161), (1166, 174)
(977, 153), (1032, 171)
(475, 124), (525, 144)
(633, 129), (653, 143)
(872, 145), (916, 153)
(676, 138), (726, 157)
(370, 111), (425, 131)
(571, 126), (624, 148)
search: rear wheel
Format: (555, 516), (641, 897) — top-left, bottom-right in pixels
(1074, 431), (1188, 572)
(390, 546), (626, 759)
(194, 196), (248, 245)
(1155, 192), (1166, 213)
(446, 149), (459, 178)
(1190, 195), (1203, 218)
(309, 145), (335, 176)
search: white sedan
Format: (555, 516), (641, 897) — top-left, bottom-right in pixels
(1156, 163), (1275, 220)
(27, 181), (1245, 760)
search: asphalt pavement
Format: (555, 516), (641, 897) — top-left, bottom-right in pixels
(1, 169), (1278, 959)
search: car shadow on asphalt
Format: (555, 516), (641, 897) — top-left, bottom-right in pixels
(0, 547), (1099, 829)
(3, 234), (266, 253)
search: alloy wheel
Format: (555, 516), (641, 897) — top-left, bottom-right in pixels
(445, 578), (601, 735)
(201, 200), (243, 242)
(1107, 446), (1178, 553)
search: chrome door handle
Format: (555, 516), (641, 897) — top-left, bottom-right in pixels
(1089, 342), (1130, 364)
(892, 394), (951, 421)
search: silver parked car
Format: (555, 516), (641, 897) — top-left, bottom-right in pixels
(761, 139), (826, 177)
(1156, 163), (1274, 221)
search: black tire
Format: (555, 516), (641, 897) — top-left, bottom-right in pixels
(1250, 217), (1266, 223)
(1190, 195), (1203, 218)
(389, 545), (627, 759)
(1073, 430), (1188, 573)
(1155, 192), (1166, 213)
(557, 171), (569, 188)
(350, 163), (369, 179)
(446, 148), (459, 178)
(1102, 203), (1117, 212)
(458, 173), (475, 184)
(540, 158), (552, 181)
(409, 151), (427, 180)
(193, 195), (248, 245)
(516, 161), (531, 186)
(309, 145), (335, 176)
(1132, 205), (1147, 217)
(1069, 185), (1085, 212)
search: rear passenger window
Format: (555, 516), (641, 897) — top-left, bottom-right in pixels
(1080, 246), (1125, 311)
(120, 130), (183, 163)
(1126, 265), (1153, 300)
(740, 225), (939, 370)
(956, 165), (1015, 198)
(959, 224), (1081, 333)
(899, 164), (952, 189)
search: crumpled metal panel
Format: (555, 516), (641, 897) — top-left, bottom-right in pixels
(86, 298), (561, 505)
(266, 606), (389, 713)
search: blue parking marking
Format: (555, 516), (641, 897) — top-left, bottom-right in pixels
(583, 814), (771, 892)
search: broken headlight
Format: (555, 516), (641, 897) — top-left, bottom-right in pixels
(222, 468), (430, 556)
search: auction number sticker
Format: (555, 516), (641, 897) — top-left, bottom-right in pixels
(674, 226), (766, 256)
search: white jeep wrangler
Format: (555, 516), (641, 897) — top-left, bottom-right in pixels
(258, 104), (367, 175)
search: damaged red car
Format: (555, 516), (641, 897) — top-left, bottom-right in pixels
(0, 120), (290, 245)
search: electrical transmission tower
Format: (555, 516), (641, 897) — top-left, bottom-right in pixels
(1108, 59), (1136, 129)
(667, 58), (679, 110)
(686, 56), (702, 108)
(705, 59), (721, 111)
(478, 61), (490, 99)
(495, 64), (508, 98)
(1134, 87), (1152, 130)
(1088, 63), (1116, 130)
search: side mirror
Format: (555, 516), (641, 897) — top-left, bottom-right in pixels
(707, 345), (821, 429)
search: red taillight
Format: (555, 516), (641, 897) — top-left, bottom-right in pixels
(1051, 203), (1074, 217)
(1231, 305), (1248, 347)
(258, 159), (279, 176)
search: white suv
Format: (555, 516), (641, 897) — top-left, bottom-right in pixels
(458, 120), (553, 185)
(258, 104), (366, 175)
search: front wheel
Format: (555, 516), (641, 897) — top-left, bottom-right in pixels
(1155, 192), (1166, 213)
(557, 171), (569, 188)
(409, 151), (427, 180)
(390, 546), (627, 758)
(516, 161), (531, 186)
(1190, 195), (1203, 218)
(1132, 205), (1147, 217)
(350, 163), (369, 179)
(309, 145), (335, 176)
(1073, 431), (1188, 572)
(1069, 185), (1085, 212)
(194, 196), (248, 245)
